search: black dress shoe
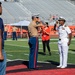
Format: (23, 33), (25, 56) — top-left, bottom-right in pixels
(29, 68), (38, 70)
(43, 53), (46, 55)
(49, 52), (51, 56)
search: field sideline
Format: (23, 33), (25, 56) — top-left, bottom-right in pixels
(5, 38), (75, 64)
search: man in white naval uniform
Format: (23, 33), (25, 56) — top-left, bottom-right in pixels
(54, 18), (72, 68)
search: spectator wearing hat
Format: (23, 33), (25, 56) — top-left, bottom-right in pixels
(0, 2), (7, 75)
(54, 18), (72, 68)
(41, 22), (51, 55)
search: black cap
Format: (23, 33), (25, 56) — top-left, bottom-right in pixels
(0, 2), (2, 5)
(45, 22), (48, 25)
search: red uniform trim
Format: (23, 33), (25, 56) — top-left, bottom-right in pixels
(34, 37), (38, 68)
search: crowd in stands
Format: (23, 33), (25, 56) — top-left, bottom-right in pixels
(49, 14), (59, 22)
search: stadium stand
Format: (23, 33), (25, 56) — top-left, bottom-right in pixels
(20, 0), (75, 24)
(68, 0), (75, 5)
(0, 0), (75, 25)
(1, 1), (31, 24)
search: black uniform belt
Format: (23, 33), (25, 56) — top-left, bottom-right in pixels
(59, 39), (61, 40)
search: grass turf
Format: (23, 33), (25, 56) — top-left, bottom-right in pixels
(5, 38), (75, 64)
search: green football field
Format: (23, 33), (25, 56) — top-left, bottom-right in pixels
(5, 38), (75, 64)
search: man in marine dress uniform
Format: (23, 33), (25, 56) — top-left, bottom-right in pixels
(28, 16), (42, 69)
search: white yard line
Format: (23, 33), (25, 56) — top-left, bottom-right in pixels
(7, 54), (13, 56)
(6, 44), (75, 54)
(7, 59), (12, 61)
(5, 38), (75, 41)
(6, 59), (75, 65)
(24, 53), (29, 56)
(69, 51), (75, 54)
(5, 42), (57, 48)
(5, 42), (75, 63)
(6, 44), (27, 48)
(39, 42), (57, 44)
(6, 39), (28, 41)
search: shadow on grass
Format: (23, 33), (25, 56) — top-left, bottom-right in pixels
(38, 52), (45, 55)
(69, 49), (75, 52)
(46, 60), (59, 66)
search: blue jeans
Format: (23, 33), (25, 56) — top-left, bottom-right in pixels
(12, 32), (17, 40)
(4, 32), (7, 40)
(0, 50), (6, 75)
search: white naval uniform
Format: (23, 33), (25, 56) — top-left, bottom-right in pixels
(57, 24), (71, 68)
